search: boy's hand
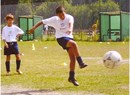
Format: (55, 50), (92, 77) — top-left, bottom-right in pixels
(29, 28), (35, 34)
(5, 43), (9, 48)
(28, 21), (43, 34)
(66, 31), (71, 35)
(16, 34), (21, 40)
(16, 34), (21, 38)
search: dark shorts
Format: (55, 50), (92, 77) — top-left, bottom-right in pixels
(57, 37), (73, 51)
(4, 42), (19, 55)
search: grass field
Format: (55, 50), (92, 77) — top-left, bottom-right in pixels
(1, 41), (129, 95)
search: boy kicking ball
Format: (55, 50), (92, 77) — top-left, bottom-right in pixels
(2, 14), (24, 75)
(29, 6), (88, 86)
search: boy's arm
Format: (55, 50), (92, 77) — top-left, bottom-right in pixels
(16, 26), (24, 39)
(66, 23), (73, 35)
(29, 21), (43, 34)
(2, 29), (8, 48)
(17, 27), (24, 35)
(66, 16), (74, 35)
(3, 40), (8, 48)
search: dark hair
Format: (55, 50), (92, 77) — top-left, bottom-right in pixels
(56, 6), (65, 14)
(5, 13), (14, 20)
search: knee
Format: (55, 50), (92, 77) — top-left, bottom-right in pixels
(16, 55), (21, 60)
(6, 59), (10, 62)
(17, 57), (21, 60)
(6, 56), (10, 61)
(70, 41), (77, 48)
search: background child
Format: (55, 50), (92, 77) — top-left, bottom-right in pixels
(2, 14), (24, 75)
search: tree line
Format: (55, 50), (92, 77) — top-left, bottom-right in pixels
(2, 0), (120, 29)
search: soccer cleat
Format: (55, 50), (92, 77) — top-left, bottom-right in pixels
(17, 70), (23, 75)
(68, 78), (79, 86)
(80, 63), (88, 69)
(6, 72), (10, 76)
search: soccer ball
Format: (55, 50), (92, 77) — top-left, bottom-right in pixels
(103, 51), (122, 69)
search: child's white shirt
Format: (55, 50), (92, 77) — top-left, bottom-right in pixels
(2, 25), (24, 42)
(42, 14), (74, 38)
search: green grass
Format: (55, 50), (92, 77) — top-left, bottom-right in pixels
(1, 41), (129, 95)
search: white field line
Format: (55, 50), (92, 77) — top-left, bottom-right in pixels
(83, 57), (129, 64)
(83, 57), (102, 60)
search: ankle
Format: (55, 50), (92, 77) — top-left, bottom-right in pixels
(76, 56), (84, 65)
(16, 69), (20, 72)
(69, 71), (75, 79)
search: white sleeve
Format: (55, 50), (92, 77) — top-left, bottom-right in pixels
(42, 16), (56, 27)
(15, 26), (24, 35)
(69, 16), (74, 24)
(2, 28), (5, 40)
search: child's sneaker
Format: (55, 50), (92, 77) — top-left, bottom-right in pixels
(17, 70), (23, 75)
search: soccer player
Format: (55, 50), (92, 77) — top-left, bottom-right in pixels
(29, 6), (88, 86)
(2, 14), (24, 75)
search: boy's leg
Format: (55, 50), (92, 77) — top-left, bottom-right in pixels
(66, 40), (88, 68)
(15, 54), (22, 74)
(5, 55), (11, 75)
(67, 48), (79, 86)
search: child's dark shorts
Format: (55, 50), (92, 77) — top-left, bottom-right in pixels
(57, 37), (73, 51)
(4, 42), (19, 55)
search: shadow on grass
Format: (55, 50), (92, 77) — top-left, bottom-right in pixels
(1, 73), (21, 76)
(1, 89), (53, 95)
(1, 86), (75, 95)
(53, 86), (78, 91)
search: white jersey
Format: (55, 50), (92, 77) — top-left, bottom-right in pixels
(2, 25), (24, 42)
(44, 25), (49, 31)
(42, 14), (74, 38)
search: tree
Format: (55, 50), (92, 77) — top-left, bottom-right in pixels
(15, 0), (33, 23)
(17, 0), (119, 29)
(34, 0), (120, 29)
